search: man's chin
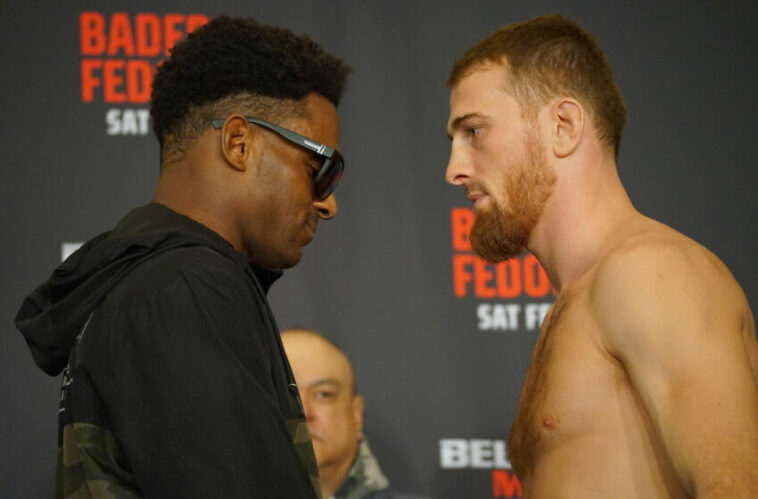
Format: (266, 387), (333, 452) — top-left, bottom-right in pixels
(473, 243), (525, 263)
(266, 248), (303, 270)
(471, 215), (528, 263)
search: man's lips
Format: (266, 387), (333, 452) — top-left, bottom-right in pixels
(468, 192), (488, 209)
(305, 425), (323, 442)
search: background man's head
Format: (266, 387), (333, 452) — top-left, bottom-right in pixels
(282, 329), (364, 476)
(446, 14), (625, 262)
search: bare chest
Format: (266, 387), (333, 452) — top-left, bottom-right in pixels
(507, 291), (628, 478)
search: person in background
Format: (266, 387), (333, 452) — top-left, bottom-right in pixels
(282, 328), (392, 499)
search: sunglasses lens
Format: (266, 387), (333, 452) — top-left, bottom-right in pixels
(314, 154), (344, 200)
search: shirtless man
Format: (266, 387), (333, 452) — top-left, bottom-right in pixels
(445, 14), (758, 498)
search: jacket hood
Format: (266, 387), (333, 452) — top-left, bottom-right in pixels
(15, 203), (280, 376)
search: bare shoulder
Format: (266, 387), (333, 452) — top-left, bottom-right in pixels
(585, 218), (758, 496)
(589, 218), (753, 354)
(592, 219), (743, 299)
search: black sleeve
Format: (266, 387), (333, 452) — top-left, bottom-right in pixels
(91, 255), (316, 498)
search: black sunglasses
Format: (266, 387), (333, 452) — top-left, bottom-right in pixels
(212, 117), (344, 201)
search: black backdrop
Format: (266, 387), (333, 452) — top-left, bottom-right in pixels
(2, 2), (757, 497)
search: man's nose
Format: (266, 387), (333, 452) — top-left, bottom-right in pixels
(446, 144), (472, 185)
(301, 395), (314, 421)
(314, 193), (337, 219)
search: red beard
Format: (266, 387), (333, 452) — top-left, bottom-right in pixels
(470, 129), (555, 262)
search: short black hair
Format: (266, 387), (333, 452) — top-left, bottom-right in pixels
(150, 16), (351, 160)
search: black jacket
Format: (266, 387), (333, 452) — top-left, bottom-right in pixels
(16, 203), (320, 498)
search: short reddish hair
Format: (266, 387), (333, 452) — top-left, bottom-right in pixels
(448, 14), (626, 158)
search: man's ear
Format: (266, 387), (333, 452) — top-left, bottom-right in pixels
(549, 98), (584, 158)
(352, 394), (364, 438)
(218, 114), (255, 171)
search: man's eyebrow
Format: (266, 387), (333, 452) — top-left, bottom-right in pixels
(306, 378), (341, 390)
(446, 112), (489, 140)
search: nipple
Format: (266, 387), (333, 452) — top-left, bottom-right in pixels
(542, 415), (556, 429)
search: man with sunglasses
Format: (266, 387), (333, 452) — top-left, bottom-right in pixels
(16, 16), (350, 498)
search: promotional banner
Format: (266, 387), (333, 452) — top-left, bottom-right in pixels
(2, 2), (756, 497)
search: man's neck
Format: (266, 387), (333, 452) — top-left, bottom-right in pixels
(527, 160), (638, 293)
(319, 456), (355, 499)
(152, 161), (245, 255)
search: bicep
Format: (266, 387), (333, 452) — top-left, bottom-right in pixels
(593, 249), (758, 495)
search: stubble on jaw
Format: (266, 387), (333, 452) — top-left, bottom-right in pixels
(470, 127), (556, 263)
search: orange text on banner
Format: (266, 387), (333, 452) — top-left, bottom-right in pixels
(452, 253), (551, 298)
(492, 470), (522, 498)
(80, 12), (208, 103)
(451, 207), (553, 298)
(451, 207), (474, 251)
